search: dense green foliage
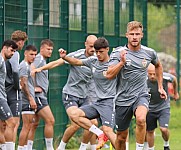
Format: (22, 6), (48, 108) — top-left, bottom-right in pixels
(147, 3), (176, 52)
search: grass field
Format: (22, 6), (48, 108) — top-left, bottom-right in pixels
(65, 101), (181, 150)
(102, 101), (181, 150)
(128, 101), (181, 150)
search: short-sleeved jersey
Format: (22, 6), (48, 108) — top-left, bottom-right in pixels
(147, 72), (174, 112)
(109, 45), (159, 106)
(33, 53), (48, 98)
(63, 49), (92, 98)
(5, 51), (20, 92)
(82, 56), (117, 100)
(0, 54), (7, 99)
(19, 60), (35, 104)
(86, 77), (97, 103)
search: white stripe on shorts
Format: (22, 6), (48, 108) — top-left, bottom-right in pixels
(37, 97), (43, 106)
(16, 90), (19, 100)
(21, 111), (35, 115)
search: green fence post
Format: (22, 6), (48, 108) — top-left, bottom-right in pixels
(61, 0), (69, 51)
(82, 0), (87, 37)
(44, 0), (50, 39)
(0, 0), (5, 43)
(99, 0), (104, 35)
(115, 0), (120, 37)
(176, 0), (180, 103)
(22, 0), (28, 44)
(129, 0), (134, 21)
(142, 0), (147, 46)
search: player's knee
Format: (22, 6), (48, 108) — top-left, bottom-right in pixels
(31, 121), (39, 129)
(91, 119), (98, 126)
(14, 122), (20, 130)
(116, 132), (127, 142)
(136, 117), (146, 127)
(147, 130), (154, 134)
(6, 118), (16, 129)
(160, 127), (168, 134)
(45, 117), (55, 126)
(69, 110), (80, 121)
(102, 125), (113, 135)
(15, 120), (20, 126)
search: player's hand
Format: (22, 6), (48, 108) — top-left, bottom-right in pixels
(158, 88), (167, 100)
(29, 96), (37, 110)
(173, 92), (179, 101)
(120, 50), (127, 64)
(59, 48), (67, 58)
(31, 68), (42, 76)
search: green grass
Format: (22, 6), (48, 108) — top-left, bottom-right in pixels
(128, 101), (181, 150)
(64, 101), (181, 150)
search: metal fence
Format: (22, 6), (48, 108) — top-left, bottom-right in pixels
(1, 0), (180, 149)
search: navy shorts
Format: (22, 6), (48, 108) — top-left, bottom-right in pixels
(146, 108), (170, 131)
(7, 90), (22, 117)
(62, 93), (89, 110)
(81, 98), (115, 128)
(35, 96), (48, 113)
(0, 98), (13, 121)
(21, 104), (35, 115)
(115, 96), (149, 131)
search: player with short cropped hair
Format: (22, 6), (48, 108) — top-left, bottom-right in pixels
(27, 39), (55, 150)
(0, 39), (18, 150)
(145, 64), (179, 150)
(59, 37), (117, 149)
(5, 30), (28, 147)
(32, 35), (98, 150)
(106, 21), (167, 150)
(17, 45), (37, 150)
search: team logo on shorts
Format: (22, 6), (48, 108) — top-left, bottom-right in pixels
(104, 121), (110, 125)
(7, 112), (11, 116)
(142, 58), (147, 67)
(165, 124), (168, 127)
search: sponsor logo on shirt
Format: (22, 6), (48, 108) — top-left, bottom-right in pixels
(126, 59), (131, 66)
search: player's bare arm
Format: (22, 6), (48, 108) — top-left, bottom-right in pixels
(172, 75), (179, 100)
(59, 49), (83, 66)
(106, 50), (127, 79)
(20, 76), (37, 109)
(31, 58), (64, 76)
(154, 61), (167, 99)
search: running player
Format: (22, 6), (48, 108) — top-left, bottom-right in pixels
(32, 35), (98, 150)
(106, 21), (167, 150)
(145, 64), (179, 150)
(59, 37), (117, 149)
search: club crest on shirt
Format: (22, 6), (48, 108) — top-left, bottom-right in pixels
(142, 58), (147, 67)
(103, 70), (107, 77)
